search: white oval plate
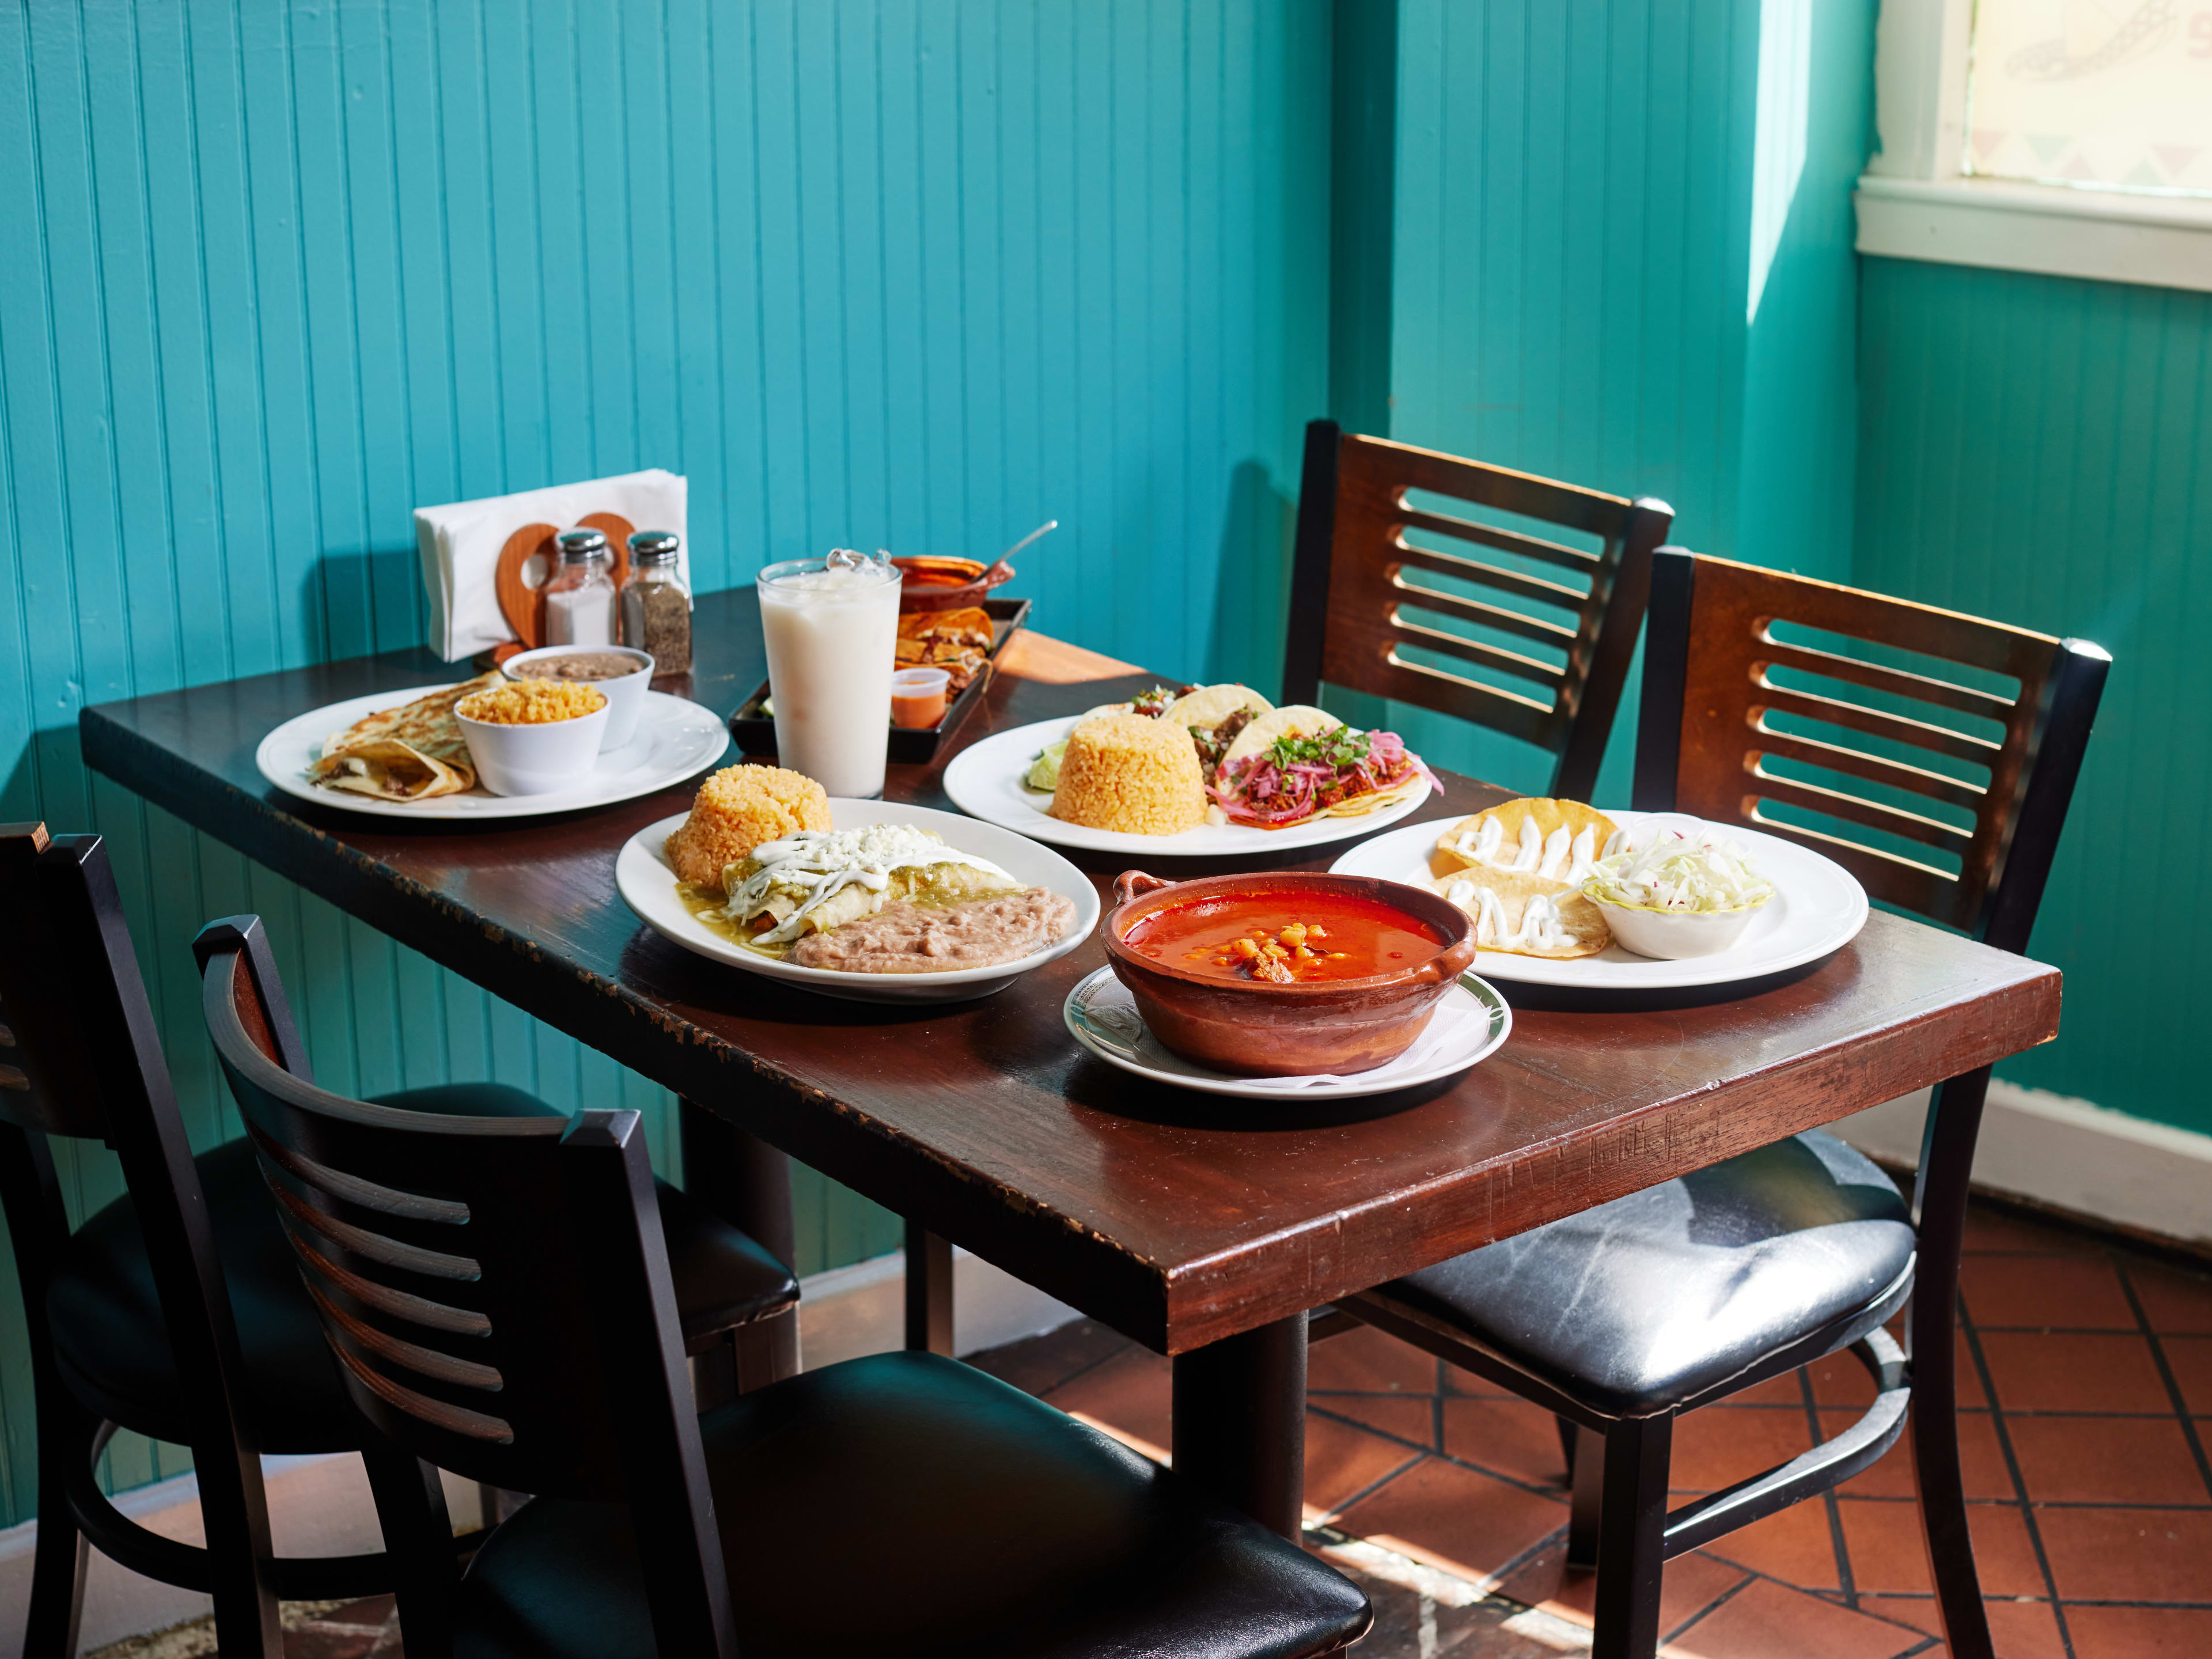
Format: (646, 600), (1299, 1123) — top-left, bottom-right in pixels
(616, 798), (1102, 1004)
(257, 684), (729, 820)
(1063, 965), (1511, 1100)
(1330, 810), (1869, 990)
(942, 715), (1433, 856)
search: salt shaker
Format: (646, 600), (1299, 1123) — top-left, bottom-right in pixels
(622, 530), (692, 672)
(541, 528), (619, 647)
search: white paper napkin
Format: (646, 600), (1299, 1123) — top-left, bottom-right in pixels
(413, 469), (689, 661)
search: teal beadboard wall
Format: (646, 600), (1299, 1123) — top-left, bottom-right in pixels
(1855, 257), (2212, 1132)
(1343, 0), (1876, 806)
(0, 0), (1330, 1527)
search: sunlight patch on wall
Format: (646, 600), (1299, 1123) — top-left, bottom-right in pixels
(1749, 0), (1815, 321)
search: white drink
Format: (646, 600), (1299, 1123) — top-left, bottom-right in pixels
(757, 552), (903, 798)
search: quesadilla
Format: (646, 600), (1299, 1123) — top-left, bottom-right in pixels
(306, 671), (503, 802)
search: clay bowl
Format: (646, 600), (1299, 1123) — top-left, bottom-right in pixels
(1102, 870), (1479, 1078)
(893, 555), (1017, 613)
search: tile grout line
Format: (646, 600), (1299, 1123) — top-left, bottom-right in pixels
(1658, 1567), (1759, 1647)
(2112, 1258), (2212, 1504)
(1959, 1289), (2078, 1658)
(1305, 1403), (1573, 1506)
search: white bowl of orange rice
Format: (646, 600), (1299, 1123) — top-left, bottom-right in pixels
(455, 679), (611, 796)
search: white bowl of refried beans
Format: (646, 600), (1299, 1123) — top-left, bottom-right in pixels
(505, 645), (654, 749)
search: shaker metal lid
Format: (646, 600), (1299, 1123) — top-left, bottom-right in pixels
(628, 529), (681, 563)
(556, 527), (610, 561)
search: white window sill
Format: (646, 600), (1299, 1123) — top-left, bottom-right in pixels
(1854, 174), (2212, 294)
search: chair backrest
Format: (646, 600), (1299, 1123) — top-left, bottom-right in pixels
(1630, 550), (2108, 953)
(0, 826), (276, 1574)
(1285, 419), (1675, 801)
(195, 918), (734, 1656)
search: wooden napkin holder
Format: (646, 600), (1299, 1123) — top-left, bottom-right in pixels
(489, 511), (634, 662)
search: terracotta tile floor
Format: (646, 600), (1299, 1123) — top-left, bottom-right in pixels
(963, 1196), (2212, 1659)
(88, 1198), (2212, 1658)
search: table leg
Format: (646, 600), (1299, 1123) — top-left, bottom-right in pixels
(1171, 1315), (1308, 1540)
(904, 1218), (955, 1355)
(679, 1099), (801, 1383)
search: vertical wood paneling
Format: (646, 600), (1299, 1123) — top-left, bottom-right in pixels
(0, 0), (1331, 1525)
(1856, 257), (2212, 1135)
(1374, 0), (1872, 804)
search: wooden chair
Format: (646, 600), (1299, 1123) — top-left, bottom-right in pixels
(195, 916), (1373, 1659)
(0, 826), (801, 1659)
(1326, 550), (2109, 1659)
(1285, 420), (1674, 800)
(0, 825), (455, 1657)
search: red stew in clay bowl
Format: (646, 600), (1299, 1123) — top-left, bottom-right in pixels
(1103, 871), (1479, 1078)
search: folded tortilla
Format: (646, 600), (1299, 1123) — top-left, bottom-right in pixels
(1431, 867), (1611, 959)
(306, 671), (503, 802)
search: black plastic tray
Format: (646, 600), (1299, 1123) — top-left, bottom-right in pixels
(728, 596), (1031, 764)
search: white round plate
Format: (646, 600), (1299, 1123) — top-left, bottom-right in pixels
(616, 798), (1101, 1004)
(1063, 965), (1511, 1100)
(1329, 810), (1869, 990)
(942, 715), (1433, 856)
(257, 684), (729, 820)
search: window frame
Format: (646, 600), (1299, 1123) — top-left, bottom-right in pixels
(1855, 0), (2212, 293)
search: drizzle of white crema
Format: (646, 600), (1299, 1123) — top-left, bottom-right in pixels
(1444, 878), (1576, 952)
(722, 825), (1016, 946)
(1449, 815), (1607, 884)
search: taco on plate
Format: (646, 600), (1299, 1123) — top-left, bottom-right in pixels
(1209, 706), (1431, 829)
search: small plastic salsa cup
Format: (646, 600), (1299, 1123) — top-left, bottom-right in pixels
(891, 665), (952, 729)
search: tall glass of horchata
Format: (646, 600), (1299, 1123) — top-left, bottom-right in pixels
(756, 550), (903, 798)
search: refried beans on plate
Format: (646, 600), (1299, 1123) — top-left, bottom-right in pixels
(789, 890), (1077, 973)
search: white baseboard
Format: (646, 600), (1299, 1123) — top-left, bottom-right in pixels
(1830, 1080), (2212, 1248)
(0, 1249), (1076, 1658)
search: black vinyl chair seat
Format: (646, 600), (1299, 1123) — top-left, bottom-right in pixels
(454, 1351), (1370, 1659)
(48, 1082), (798, 1450)
(1379, 1132), (1915, 1417)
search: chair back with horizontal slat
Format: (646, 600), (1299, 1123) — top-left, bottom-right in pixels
(0, 828), (284, 1648)
(1286, 421), (1674, 800)
(2, 824), (122, 1143)
(195, 918), (734, 1655)
(1632, 550), (2108, 951)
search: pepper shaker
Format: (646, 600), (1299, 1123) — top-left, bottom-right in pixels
(622, 530), (692, 672)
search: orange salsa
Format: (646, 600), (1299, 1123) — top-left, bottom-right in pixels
(1124, 890), (1446, 984)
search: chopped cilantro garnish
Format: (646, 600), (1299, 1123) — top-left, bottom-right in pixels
(1264, 726), (1372, 771)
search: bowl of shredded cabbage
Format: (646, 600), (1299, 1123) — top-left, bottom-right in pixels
(1580, 828), (1777, 960)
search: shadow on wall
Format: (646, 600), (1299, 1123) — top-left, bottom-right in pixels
(0, 721), (90, 828)
(301, 545), (431, 664)
(1207, 459), (1298, 696)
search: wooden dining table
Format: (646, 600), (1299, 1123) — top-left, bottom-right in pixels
(79, 587), (2062, 1541)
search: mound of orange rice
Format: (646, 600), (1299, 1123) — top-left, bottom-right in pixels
(454, 679), (606, 725)
(665, 764), (832, 889)
(1049, 713), (1205, 835)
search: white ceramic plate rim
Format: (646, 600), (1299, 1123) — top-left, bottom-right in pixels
(1327, 809), (1869, 989)
(256, 683), (729, 820)
(941, 715), (1433, 855)
(615, 798), (1102, 990)
(1062, 964), (1512, 1100)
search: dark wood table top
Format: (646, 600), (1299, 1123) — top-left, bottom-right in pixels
(81, 588), (2062, 1354)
